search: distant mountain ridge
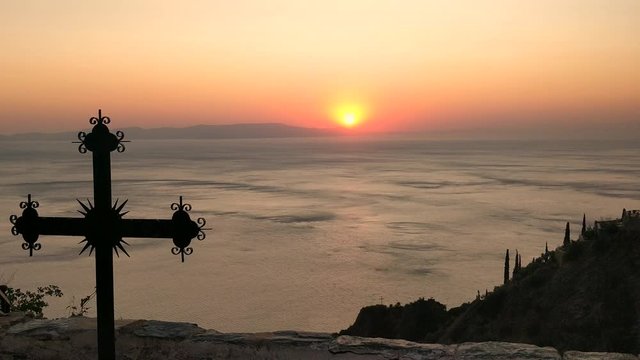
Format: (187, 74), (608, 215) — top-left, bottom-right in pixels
(0, 123), (340, 141)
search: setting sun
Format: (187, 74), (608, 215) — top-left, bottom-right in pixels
(342, 113), (357, 127)
(333, 104), (367, 129)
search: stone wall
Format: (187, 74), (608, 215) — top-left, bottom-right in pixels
(1, 313), (637, 359)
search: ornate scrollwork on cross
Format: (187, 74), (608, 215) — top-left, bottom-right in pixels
(73, 109), (129, 154)
(10, 194), (42, 256)
(76, 132), (88, 153)
(90, 109), (111, 125)
(196, 217), (208, 240)
(169, 196), (208, 262)
(171, 196), (192, 212)
(20, 193), (39, 210)
(115, 131), (127, 152)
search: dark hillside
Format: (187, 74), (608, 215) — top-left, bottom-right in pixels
(441, 226), (640, 353)
(341, 215), (640, 353)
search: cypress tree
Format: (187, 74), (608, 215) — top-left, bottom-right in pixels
(512, 250), (519, 277)
(622, 208), (627, 220)
(563, 222), (571, 246)
(504, 249), (510, 284)
(581, 214), (587, 236)
(545, 242), (549, 261)
(518, 253), (522, 271)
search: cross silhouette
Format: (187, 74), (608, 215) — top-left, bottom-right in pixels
(9, 110), (208, 360)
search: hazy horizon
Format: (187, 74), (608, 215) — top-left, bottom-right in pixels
(1, 118), (639, 141)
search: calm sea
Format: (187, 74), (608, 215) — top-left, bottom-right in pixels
(1, 136), (639, 332)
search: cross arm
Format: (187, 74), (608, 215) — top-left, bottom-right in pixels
(10, 195), (208, 262)
(38, 217), (87, 236)
(120, 218), (205, 241)
(119, 216), (206, 262)
(9, 195), (88, 256)
(120, 219), (175, 239)
(10, 213), (86, 255)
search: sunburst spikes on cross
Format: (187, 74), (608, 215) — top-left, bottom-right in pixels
(77, 198), (131, 257)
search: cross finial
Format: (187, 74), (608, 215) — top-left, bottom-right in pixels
(90, 109), (111, 125)
(171, 196), (192, 212)
(74, 110), (128, 153)
(20, 193), (39, 210)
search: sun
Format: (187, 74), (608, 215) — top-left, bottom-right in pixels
(342, 112), (358, 127)
(333, 104), (367, 129)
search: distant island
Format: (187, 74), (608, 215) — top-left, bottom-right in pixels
(340, 209), (640, 354)
(0, 123), (344, 141)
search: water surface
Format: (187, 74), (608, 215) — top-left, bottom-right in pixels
(0, 136), (638, 332)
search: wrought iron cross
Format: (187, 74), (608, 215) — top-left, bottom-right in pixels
(9, 110), (208, 360)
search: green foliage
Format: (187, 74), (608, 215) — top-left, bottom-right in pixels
(523, 265), (555, 288)
(4, 285), (63, 318)
(396, 298), (448, 341)
(600, 221), (620, 235)
(447, 301), (472, 318)
(67, 290), (96, 317)
(592, 230), (610, 252)
(562, 239), (586, 262)
(340, 297), (451, 341)
(476, 286), (506, 318)
(582, 227), (597, 241)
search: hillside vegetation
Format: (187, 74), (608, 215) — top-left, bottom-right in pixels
(341, 212), (640, 353)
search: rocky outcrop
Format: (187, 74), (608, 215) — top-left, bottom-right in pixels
(0, 313), (637, 359)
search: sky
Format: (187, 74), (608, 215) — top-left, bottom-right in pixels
(1, 1), (638, 136)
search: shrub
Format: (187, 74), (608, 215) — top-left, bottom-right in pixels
(4, 285), (63, 318)
(582, 227), (597, 241)
(562, 240), (586, 262)
(67, 290), (96, 317)
(477, 286), (506, 318)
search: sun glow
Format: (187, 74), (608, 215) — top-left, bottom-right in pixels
(343, 113), (357, 127)
(333, 104), (367, 129)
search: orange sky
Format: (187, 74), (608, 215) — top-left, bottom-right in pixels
(0, 1), (638, 135)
